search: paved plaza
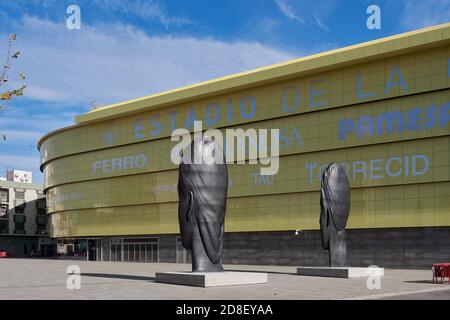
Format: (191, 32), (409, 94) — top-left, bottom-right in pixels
(0, 259), (449, 300)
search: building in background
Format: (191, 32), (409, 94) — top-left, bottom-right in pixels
(6, 170), (33, 184)
(38, 24), (450, 268)
(0, 179), (53, 257)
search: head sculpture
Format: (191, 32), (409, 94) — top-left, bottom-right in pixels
(178, 136), (228, 272)
(319, 162), (350, 267)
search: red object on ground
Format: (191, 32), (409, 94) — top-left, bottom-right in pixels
(432, 263), (450, 284)
(0, 251), (13, 258)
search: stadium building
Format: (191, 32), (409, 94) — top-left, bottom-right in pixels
(38, 23), (450, 268)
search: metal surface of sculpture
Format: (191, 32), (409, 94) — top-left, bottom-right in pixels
(178, 136), (228, 272)
(320, 162), (351, 267)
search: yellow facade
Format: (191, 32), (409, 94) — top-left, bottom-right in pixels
(38, 23), (450, 238)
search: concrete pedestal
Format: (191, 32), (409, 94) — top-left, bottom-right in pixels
(155, 271), (268, 287)
(297, 267), (384, 278)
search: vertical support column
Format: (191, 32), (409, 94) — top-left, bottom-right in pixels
(101, 237), (111, 261)
(121, 239), (124, 262)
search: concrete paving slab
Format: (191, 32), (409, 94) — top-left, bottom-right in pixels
(0, 258), (448, 300)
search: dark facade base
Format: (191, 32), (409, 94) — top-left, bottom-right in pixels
(0, 236), (40, 257)
(221, 227), (450, 269)
(97, 227), (450, 269)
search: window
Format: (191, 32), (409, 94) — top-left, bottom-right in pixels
(122, 238), (159, 263)
(14, 198), (26, 213)
(14, 189), (25, 199)
(123, 245), (128, 262)
(36, 198), (46, 210)
(15, 206), (24, 214)
(0, 220), (8, 234)
(0, 204), (8, 218)
(0, 189), (8, 203)
(14, 215), (26, 223)
(36, 215), (47, 224)
(110, 244), (122, 262)
(128, 244), (135, 262)
(14, 222), (25, 234)
(36, 222), (47, 235)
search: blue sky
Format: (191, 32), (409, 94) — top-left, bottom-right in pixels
(0, 0), (449, 184)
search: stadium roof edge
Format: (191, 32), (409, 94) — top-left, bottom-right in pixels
(37, 23), (450, 148)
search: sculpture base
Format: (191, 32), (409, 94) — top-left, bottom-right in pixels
(296, 267), (384, 278)
(155, 271), (268, 287)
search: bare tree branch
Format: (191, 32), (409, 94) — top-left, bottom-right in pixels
(0, 34), (26, 141)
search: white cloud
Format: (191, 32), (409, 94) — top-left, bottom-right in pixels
(0, 154), (39, 167)
(274, 0), (339, 31)
(0, 14), (295, 184)
(91, 0), (193, 27)
(400, 0), (450, 29)
(7, 15), (293, 108)
(240, 17), (283, 41)
(0, 129), (43, 145)
(313, 15), (330, 32)
(0, 113), (73, 184)
(0, 0), (192, 28)
(274, 0), (305, 23)
(0, 112), (75, 142)
(0, 108), (74, 129)
(0, 154), (41, 179)
(24, 85), (65, 102)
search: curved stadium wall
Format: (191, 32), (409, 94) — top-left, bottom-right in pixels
(38, 23), (450, 268)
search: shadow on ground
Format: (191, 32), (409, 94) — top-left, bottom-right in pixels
(404, 280), (440, 284)
(225, 269), (297, 275)
(81, 273), (155, 281)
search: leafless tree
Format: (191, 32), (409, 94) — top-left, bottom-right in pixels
(0, 34), (26, 141)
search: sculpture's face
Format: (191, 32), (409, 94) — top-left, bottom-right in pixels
(177, 136), (228, 260)
(319, 162), (351, 248)
(178, 173), (194, 249)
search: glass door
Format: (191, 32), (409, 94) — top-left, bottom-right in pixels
(176, 237), (188, 263)
(120, 238), (159, 263)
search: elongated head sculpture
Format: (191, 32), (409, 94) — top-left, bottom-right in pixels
(178, 136), (228, 272)
(320, 162), (350, 267)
